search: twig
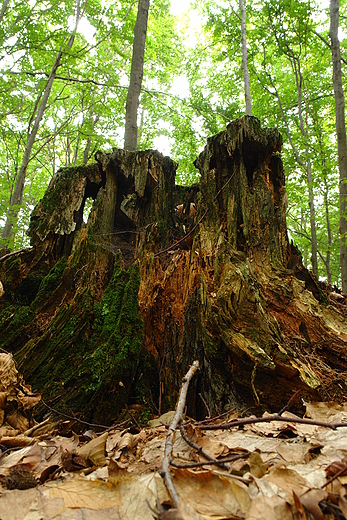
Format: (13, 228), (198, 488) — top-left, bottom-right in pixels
(126, 404), (141, 430)
(40, 399), (127, 430)
(170, 453), (249, 469)
(199, 414), (347, 431)
(322, 463), (347, 489)
(180, 424), (231, 471)
(160, 361), (199, 507)
(199, 393), (211, 418)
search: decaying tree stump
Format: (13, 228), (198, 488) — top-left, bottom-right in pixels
(0, 117), (346, 423)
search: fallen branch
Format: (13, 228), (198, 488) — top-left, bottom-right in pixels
(160, 360), (199, 507)
(199, 413), (347, 431)
(170, 452), (249, 469)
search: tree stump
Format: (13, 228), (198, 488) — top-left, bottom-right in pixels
(0, 117), (346, 423)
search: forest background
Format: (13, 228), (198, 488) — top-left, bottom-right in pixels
(0, 0), (344, 287)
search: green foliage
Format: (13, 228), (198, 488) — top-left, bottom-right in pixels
(0, 0), (344, 284)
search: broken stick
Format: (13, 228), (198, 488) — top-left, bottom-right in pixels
(160, 360), (199, 508)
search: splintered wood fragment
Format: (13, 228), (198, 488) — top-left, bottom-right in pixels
(160, 360), (199, 508)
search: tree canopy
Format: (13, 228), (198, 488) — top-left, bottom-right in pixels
(0, 0), (345, 287)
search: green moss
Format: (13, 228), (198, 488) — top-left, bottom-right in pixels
(31, 257), (67, 310)
(13, 274), (43, 305)
(0, 305), (34, 350)
(0, 305), (17, 328)
(81, 253), (144, 397)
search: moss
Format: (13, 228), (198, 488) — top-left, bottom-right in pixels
(0, 305), (35, 350)
(31, 257), (67, 310)
(16, 252), (145, 423)
(0, 305), (17, 328)
(80, 254), (144, 399)
(12, 274), (43, 305)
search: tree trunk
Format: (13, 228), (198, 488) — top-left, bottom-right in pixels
(0, 0), (10, 23)
(239, 0), (252, 116)
(0, 117), (346, 425)
(306, 154), (319, 278)
(330, 0), (347, 292)
(83, 114), (100, 164)
(0, 0), (82, 249)
(124, 0), (150, 151)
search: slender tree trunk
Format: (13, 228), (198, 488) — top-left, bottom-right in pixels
(239, 0), (252, 116)
(83, 115), (100, 164)
(330, 0), (347, 292)
(124, 0), (150, 151)
(323, 179), (333, 284)
(314, 109), (333, 283)
(0, 0), (83, 248)
(306, 155), (319, 277)
(0, 0), (10, 23)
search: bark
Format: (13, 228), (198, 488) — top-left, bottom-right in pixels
(124, 0), (150, 151)
(83, 115), (100, 164)
(0, 117), (346, 426)
(0, 0), (82, 249)
(306, 155), (319, 278)
(330, 0), (347, 292)
(323, 179), (333, 284)
(239, 0), (252, 116)
(0, 0), (9, 24)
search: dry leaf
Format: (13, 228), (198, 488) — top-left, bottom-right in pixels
(76, 431), (108, 466)
(6, 410), (29, 432)
(249, 451), (266, 478)
(148, 411), (176, 427)
(299, 488), (327, 520)
(263, 467), (310, 505)
(47, 478), (121, 509)
(0, 354), (18, 392)
(196, 435), (227, 459)
(118, 432), (135, 451)
(245, 495), (293, 520)
(325, 457), (347, 477)
(171, 466), (251, 517)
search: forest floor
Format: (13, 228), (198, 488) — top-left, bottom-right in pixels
(0, 354), (347, 519)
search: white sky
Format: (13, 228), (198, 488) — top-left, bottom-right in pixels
(170, 0), (191, 17)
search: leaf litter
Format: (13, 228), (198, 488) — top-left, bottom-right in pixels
(0, 354), (347, 518)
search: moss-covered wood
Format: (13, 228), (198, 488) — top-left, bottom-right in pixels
(0, 117), (346, 424)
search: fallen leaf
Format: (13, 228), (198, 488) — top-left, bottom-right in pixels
(148, 411), (177, 428)
(47, 478), (121, 509)
(249, 451), (266, 478)
(245, 495), (293, 520)
(76, 431), (108, 466)
(299, 488), (327, 520)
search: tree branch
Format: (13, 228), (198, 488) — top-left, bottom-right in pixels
(160, 360), (199, 507)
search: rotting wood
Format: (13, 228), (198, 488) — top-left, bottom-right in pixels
(0, 117), (346, 425)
